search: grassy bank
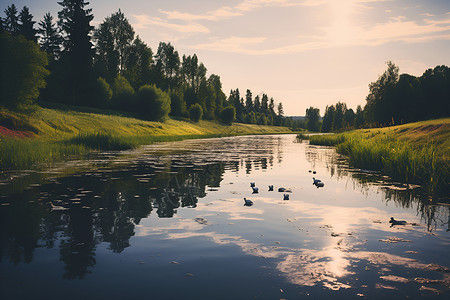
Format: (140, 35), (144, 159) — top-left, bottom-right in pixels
(306, 119), (449, 196)
(0, 106), (293, 170)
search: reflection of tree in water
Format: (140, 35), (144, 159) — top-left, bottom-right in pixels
(0, 160), (228, 278)
(0, 136), (280, 278)
(306, 144), (450, 232)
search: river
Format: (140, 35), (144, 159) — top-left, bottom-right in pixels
(0, 134), (449, 299)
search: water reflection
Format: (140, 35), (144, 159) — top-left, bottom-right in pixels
(0, 135), (448, 299)
(303, 142), (450, 232)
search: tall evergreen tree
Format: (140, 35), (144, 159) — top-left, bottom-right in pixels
(38, 12), (62, 59)
(18, 6), (36, 42)
(245, 89), (253, 112)
(57, 0), (94, 104)
(4, 4), (19, 34)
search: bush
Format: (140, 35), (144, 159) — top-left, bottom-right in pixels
(0, 33), (49, 109)
(136, 84), (171, 122)
(92, 77), (113, 108)
(189, 103), (203, 122)
(220, 106), (236, 125)
(111, 75), (135, 110)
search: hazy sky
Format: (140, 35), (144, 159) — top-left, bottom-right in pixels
(4, 0), (450, 115)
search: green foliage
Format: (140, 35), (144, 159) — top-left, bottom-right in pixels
(38, 12), (61, 59)
(309, 126), (449, 196)
(111, 75), (135, 109)
(92, 77), (113, 108)
(306, 106), (320, 132)
(0, 33), (49, 109)
(169, 90), (186, 117)
(189, 103), (203, 122)
(220, 106), (236, 125)
(136, 84), (171, 122)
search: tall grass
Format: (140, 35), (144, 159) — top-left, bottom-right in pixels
(0, 138), (86, 170)
(309, 132), (449, 195)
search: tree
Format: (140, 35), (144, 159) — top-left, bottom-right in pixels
(343, 108), (355, 128)
(321, 105), (335, 132)
(219, 106), (236, 125)
(123, 36), (153, 90)
(0, 34), (49, 108)
(4, 4), (19, 34)
(364, 61), (399, 125)
(155, 42), (180, 90)
(57, 0), (95, 104)
(169, 90), (186, 117)
(136, 84), (171, 122)
(332, 101), (347, 131)
(207, 74), (226, 117)
(189, 103), (203, 122)
(38, 13), (61, 59)
(269, 97), (275, 115)
(18, 6), (36, 42)
(245, 89), (253, 112)
(306, 106), (320, 132)
(277, 102), (284, 116)
(94, 10), (134, 81)
(261, 93), (269, 112)
(354, 105), (364, 128)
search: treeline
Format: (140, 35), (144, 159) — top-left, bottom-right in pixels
(0, 1), (292, 126)
(305, 61), (450, 132)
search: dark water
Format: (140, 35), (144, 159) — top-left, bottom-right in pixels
(0, 135), (449, 299)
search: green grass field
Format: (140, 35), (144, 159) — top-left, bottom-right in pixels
(0, 106), (293, 170)
(306, 119), (450, 196)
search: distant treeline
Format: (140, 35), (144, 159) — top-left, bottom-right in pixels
(0, 1), (299, 127)
(305, 61), (450, 132)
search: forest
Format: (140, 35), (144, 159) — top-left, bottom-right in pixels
(0, 1), (295, 127)
(1, 1), (448, 133)
(305, 61), (450, 133)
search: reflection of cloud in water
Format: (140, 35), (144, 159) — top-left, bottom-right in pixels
(135, 215), (449, 291)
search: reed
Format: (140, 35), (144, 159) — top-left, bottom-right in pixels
(308, 122), (449, 196)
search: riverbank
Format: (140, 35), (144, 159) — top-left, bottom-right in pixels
(0, 106), (294, 170)
(305, 118), (449, 196)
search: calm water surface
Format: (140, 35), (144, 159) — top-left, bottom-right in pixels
(1, 135), (449, 299)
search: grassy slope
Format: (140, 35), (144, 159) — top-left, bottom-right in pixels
(0, 106), (293, 170)
(308, 118), (449, 195)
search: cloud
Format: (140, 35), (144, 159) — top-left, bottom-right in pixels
(131, 14), (209, 33)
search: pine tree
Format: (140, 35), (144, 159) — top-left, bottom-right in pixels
(4, 4), (20, 34)
(18, 6), (37, 42)
(38, 13), (62, 59)
(57, 0), (94, 104)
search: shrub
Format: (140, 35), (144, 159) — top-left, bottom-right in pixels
(136, 84), (171, 122)
(111, 75), (135, 110)
(92, 77), (113, 108)
(219, 106), (236, 125)
(189, 103), (203, 122)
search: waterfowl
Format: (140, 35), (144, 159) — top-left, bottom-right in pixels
(244, 198), (253, 206)
(389, 217), (407, 226)
(250, 182), (256, 187)
(312, 178), (321, 185)
(308, 170), (312, 173)
(313, 171), (316, 174)
(252, 187), (259, 193)
(316, 182), (324, 188)
(283, 194), (290, 200)
(278, 187), (286, 192)
(268, 185), (274, 191)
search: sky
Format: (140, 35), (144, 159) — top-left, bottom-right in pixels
(3, 0), (450, 116)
